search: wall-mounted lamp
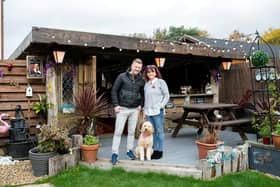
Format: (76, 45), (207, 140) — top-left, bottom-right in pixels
(53, 50), (65, 63)
(222, 61), (231, 70)
(155, 57), (166, 68)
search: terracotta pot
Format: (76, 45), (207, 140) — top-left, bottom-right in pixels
(262, 137), (271, 145)
(195, 140), (224, 159)
(80, 144), (99, 163)
(272, 133), (280, 149)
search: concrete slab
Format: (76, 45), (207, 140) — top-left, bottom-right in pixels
(97, 126), (255, 166)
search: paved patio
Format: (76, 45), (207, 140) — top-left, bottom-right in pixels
(97, 126), (256, 166)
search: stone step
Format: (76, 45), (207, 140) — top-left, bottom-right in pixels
(80, 158), (202, 179)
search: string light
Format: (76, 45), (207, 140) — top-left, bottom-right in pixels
(137, 49), (140, 53)
(84, 43), (88, 47)
(119, 48), (122, 52)
(67, 39), (71, 43)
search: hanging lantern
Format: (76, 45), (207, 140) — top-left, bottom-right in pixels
(222, 62), (231, 70)
(155, 57), (166, 68)
(53, 51), (65, 63)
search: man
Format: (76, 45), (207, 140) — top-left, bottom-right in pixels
(111, 58), (145, 165)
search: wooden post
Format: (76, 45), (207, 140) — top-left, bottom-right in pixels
(198, 159), (212, 180)
(231, 149), (240, 172)
(0, 0), (4, 61)
(72, 134), (83, 148)
(222, 146), (232, 174)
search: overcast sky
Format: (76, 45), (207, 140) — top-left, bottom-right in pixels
(4, 0), (280, 58)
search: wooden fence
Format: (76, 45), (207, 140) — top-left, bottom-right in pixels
(0, 60), (46, 155)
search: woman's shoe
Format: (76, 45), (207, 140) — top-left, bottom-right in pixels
(157, 151), (163, 159)
(151, 151), (159, 159)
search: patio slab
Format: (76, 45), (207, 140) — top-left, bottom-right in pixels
(97, 126), (256, 166)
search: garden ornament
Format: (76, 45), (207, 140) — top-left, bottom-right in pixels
(0, 113), (10, 133)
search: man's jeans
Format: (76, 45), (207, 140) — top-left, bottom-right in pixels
(112, 107), (139, 154)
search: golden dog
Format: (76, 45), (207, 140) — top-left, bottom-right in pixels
(135, 121), (154, 161)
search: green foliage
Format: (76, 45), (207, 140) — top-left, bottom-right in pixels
(252, 115), (272, 138)
(259, 125), (271, 138)
(273, 121), (280, 135)
(31, 94), (53, 114)
(251, 50), (269, 67)
(38, 165), (280, 187)
(153, 26), (209, 41)
(262, 28), (280, 45)
(83, 134), (99, 145)
(38, 124), (72, 153)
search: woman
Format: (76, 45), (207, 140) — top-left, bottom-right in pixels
(143, 65), (170, 159)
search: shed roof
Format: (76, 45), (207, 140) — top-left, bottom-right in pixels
(10, 27), (244, 60)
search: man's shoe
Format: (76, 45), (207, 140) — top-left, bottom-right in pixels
(126, 150), (136, 160)
(111, 153), (118, 165)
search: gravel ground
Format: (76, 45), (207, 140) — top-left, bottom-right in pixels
(0, 160), (44, 186)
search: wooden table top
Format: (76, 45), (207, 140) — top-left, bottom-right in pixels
(183, 103), (239, 110)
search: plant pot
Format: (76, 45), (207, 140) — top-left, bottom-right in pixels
(195, 140), (224, 159)
(29, 147), (57, 177)
(272, 133), (280, 149)
(80, 144), (99, 163)
(262, 137), (271, 145)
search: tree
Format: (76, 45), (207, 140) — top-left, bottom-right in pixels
(128, 33), (148, 39)
(153, 26), (209, 41)
(153, 28), (167, 40)
(228, 30), (252, 42)
(262, 28), (280, 45)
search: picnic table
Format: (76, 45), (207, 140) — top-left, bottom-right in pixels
(171, 103), (253, 140)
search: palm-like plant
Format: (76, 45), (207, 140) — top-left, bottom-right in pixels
(74, 87), (109, 136)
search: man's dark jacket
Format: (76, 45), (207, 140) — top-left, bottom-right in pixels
(111, 71), (145, 108)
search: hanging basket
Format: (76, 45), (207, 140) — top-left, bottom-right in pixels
(251, 50), (269, 67)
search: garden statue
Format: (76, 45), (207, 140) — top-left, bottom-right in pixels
(0, 113), (10, 133)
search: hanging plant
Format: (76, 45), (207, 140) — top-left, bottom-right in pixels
(251, 50), (269, 67)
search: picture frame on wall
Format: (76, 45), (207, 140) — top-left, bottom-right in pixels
(26, 56), (44, 79)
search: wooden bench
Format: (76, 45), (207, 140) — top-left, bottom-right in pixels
(171, 104), (254, 140)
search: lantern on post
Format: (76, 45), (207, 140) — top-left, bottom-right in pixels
(53, 51), (65, 63)
(155, 57), (166, 68)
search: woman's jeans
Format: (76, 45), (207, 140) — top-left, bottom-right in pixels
(147, 109), (164, 151)
(112, 107), (139, 154)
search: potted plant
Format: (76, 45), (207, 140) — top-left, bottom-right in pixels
(195, 125), (223, 159)
(80, 134), (99, 163)
(31, 94), (54, 124)
(73, 87), (109, 163)
(29, 124), (72, 176)
(252, 115), (272, 144)
(272, 121), (280, 149)
(251, 50), (269, 67)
